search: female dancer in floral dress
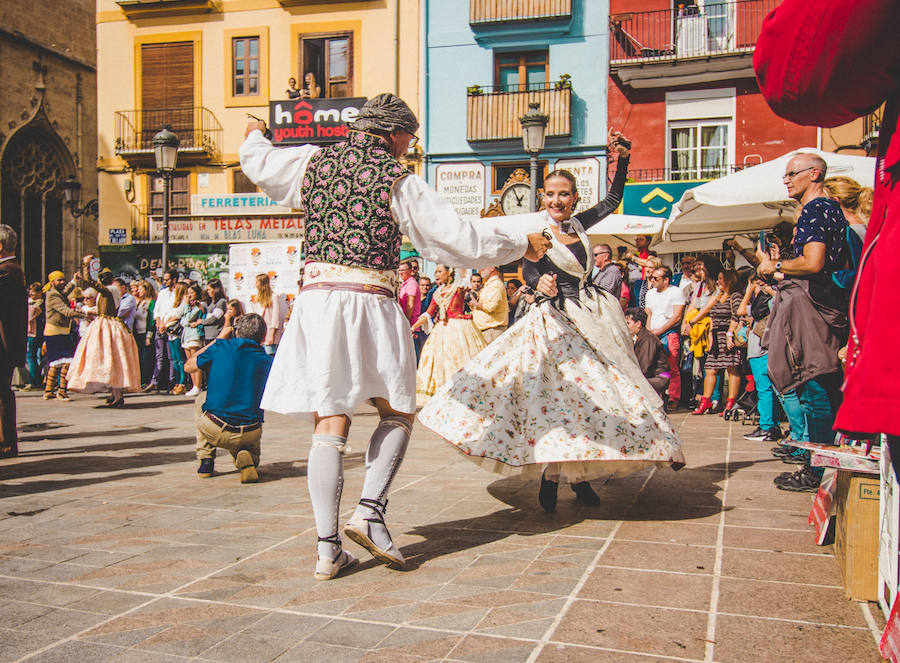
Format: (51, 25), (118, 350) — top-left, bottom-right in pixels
(419, 133), (684, 511)
(411, 264), (486, 406)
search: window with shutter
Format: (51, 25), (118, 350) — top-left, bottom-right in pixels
(141, 42), (194, 148)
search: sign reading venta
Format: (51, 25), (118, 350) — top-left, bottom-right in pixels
(268, 98), (367, 145)
(191, 194), (292, 216)
(150, 216), (304, 243)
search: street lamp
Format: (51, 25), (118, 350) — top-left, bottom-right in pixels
(152, 127), (179, 272)
(60, 176), (99, 218)
(519, 102), (549, 213)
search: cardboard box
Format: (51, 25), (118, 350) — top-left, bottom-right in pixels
(835, 470), (881, 601)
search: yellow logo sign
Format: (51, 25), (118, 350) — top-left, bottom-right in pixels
(641, 187), (675, 215)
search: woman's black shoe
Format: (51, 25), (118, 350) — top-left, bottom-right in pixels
(571, 481), (601, 506)
(538, 475), (558, 512)
(708, 400), (725, 415)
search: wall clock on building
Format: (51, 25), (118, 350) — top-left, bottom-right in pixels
(498, 169), (533, 215)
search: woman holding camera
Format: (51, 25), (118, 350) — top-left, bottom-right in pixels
(411, 264), (486, 406)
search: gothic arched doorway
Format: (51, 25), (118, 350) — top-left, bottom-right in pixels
(1, 125), (73, 284)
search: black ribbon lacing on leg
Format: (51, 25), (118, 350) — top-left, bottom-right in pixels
(317, 533), (341, 545)
(358, 497), (388, 527)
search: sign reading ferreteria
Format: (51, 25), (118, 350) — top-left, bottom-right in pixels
(191, 194), (292, 216)
(268, 97), (367, 145)
(435, 162), (486, 222)
(149, 216), (304, 243)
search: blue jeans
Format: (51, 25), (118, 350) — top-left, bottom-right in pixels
(798, 375), (837, 445)
(777, 389), (808, 442)
(26, 337), (43, 387)
(748, 355), (776, 431)
(168, 338), (186, 386)
(263, 344), (277, 356)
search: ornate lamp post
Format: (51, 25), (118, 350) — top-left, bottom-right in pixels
(519, 102), (549, 213)
(152, 127), (179, 271)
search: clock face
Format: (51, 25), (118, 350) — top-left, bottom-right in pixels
(500, 182), (532, 215)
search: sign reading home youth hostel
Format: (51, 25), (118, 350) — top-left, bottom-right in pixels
(192, 194), (292, 216)
(435, 163), (485, 222)
(149, 216), (303, 243)
(268, 98), (367, 145)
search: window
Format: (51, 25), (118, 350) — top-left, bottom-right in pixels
(149, 172), (190, 217)
(232, 169), (258, 194)
(492, 161), (547, 194)
(494, 50), (548, 91)
(665, 88), (735, 180)
(669, 120), (730, 180)
(301, 33), (352, 98)
(233, 37), (259, 96)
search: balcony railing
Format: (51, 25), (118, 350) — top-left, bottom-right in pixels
(610, 0), (779, 64)
(627, 164), (749, 183)
(130, 205), (151, 244)
(470, 0), (571, 24)
(115, 107), (222, 164)
(115, 0), (218, 18)
(467, 83), (571, 142)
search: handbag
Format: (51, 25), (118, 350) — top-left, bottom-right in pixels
(729, 296), (748, 348)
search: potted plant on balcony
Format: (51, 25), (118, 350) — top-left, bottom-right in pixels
(555, 74), (572, 90)
(467, 84), (484, 96)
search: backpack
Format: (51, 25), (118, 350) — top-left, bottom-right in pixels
(831, 225), (865, 290)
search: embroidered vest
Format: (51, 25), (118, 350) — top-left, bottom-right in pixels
(301, 131), (407, 270)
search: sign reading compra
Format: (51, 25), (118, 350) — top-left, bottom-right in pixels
(268, 98), (367, 145)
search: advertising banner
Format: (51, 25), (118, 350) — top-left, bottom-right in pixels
(226, 241), (304, 311)
(435, 162), (486, 222)
(149, 216), (304, 243)
(553, 158), (601, 213)
(268, 97), (367, 145)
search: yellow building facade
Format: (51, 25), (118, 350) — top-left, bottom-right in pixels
(96, 0), (420, 279)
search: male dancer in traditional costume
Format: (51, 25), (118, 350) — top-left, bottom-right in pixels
(240, 94), (549, 579)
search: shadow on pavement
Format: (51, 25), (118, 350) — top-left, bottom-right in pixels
(0, 471), (162, 498)
(395, 459), (766, 570)
(17, 427), (159, 443)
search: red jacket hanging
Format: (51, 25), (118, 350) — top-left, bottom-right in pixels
(753, 0), (900, 436)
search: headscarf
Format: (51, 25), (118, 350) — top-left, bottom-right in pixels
(350, 93), (419, 135)
(43, 270), (65, 292)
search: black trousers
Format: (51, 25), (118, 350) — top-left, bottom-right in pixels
(0, 357), (17, 457)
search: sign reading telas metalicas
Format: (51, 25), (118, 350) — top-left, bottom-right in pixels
(268, 98), (367, 145)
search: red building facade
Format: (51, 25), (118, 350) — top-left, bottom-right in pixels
(608, 0), (815, 211)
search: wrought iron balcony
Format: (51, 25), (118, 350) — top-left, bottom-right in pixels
(610, 0), (780, 88)
(627, 164), (749, 183)
(114, 107), (222, 166)
(467, 82), (571, 143)
(115, 0), (218, 18)
(470, 0), (571, 24)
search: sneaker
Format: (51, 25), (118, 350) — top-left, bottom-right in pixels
(761, 428), (784, 443)
(197, 458), (214, 478)
(782, 449), (810, 465)
(771, 444), (798, 457)
(774, 468), (821, 492)
(743, 427), (766, 441)
(314, 549), (357, 581)
(236, 450), (258, 484)
(185, 386), (201, 397)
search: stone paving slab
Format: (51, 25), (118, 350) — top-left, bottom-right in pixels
(0, 390), (886, 662)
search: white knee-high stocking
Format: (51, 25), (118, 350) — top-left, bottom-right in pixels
(351, 416), (412, 551)
(308, 434), (347, 561)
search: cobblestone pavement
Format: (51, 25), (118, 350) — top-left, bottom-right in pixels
(0, 390), (885, 662)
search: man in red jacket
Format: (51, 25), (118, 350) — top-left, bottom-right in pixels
(753, 0), (900, 453)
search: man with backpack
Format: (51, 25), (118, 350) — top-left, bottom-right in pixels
(755, 152), (851, 491)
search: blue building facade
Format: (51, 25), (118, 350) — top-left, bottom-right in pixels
(423, 1), (611, 222)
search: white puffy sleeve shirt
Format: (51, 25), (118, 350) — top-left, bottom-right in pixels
(239, 130), (529, 268)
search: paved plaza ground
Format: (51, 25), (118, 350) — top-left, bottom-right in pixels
(0, 390), (886, 662)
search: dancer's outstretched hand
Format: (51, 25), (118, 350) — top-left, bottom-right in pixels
(245, 119), (267, 138)
(536, 273), (558, 298)
(524, 232), (551, 261)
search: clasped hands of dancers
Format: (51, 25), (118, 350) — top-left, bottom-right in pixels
(240, 94), (682, 581)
